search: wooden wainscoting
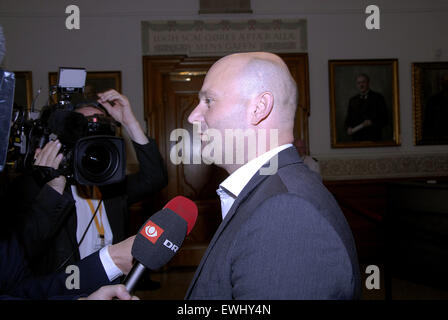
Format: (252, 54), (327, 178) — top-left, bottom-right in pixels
(324, 176), (448, 264)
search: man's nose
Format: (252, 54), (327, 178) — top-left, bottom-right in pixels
(188, 103), (204, 125)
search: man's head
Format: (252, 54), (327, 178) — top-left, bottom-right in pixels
(356, 74), (370, 95)
(188, 52), (298, 172)
(74, 103), (107, 117)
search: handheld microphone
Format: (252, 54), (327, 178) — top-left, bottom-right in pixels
(123, 196), (198, 292)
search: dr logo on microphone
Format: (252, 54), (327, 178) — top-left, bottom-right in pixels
(141, 221), (164, 244)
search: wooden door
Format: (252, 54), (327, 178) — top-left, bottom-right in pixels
(143, 54), (310, 266)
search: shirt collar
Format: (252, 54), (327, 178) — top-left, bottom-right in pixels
(218, 144), (293, 199)
(360, 90), (370, 98)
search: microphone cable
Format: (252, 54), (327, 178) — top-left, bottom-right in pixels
(55, 199), (103, 272)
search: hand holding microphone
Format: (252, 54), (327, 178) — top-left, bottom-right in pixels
(123, 196), (198, 293)
(107, 235), (135, 275)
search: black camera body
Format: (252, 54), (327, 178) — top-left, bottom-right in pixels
(24, 104), (126, 186)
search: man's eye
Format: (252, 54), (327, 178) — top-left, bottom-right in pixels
(205, 98), (212, 105)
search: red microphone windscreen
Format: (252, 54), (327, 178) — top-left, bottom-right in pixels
(164, 196), (198, 235)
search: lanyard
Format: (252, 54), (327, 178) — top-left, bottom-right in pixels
(85, 187), (104, 239)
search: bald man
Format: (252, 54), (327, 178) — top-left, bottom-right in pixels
(185, 52), (361, 300)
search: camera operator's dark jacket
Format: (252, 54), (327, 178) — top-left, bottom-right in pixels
(0, 235), (113, 299)
(7, 137), (167, 276)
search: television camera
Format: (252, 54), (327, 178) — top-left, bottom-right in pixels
(8, 68), (125, 186)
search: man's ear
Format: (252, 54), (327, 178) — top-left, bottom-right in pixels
(250, 92), (274, 125)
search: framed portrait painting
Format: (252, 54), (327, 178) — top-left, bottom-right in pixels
(412, 62), (448, 145)
(329, 59), (400, 148)
(49, 71), (122, 106)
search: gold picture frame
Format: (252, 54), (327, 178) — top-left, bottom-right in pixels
(13, 71), (33, 110)
(48, 71), (122, 105)
(412, 62), (448, 145)
(329, 59), (400, 148)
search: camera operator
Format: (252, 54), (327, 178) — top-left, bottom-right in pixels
(7, 89), (168, 276)
(0, 35), (137, 300)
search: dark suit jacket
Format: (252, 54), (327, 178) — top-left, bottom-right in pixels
(185, 147), (361, 300)
(0, 235), (111, 299)
(345, 90), (388, 141)
(7, 138), (167, 275)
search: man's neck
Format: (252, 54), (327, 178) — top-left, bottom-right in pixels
(217, 128), (294, 174)
(360, 89), (370, 96)
(221, 140), (294, 174)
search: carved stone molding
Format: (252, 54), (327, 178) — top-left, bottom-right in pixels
(141, 19), (307, 56)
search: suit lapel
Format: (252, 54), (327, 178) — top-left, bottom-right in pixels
(185, 172), (268, 298)
(185, 147), (302, 298)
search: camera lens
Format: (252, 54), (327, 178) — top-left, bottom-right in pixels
(81, 144), (111, 175)
(74, 136), (125, 185)
(77, 139), (119, 183)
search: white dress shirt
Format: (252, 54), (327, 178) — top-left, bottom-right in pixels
(216, 144), (293, 219)
(99, 246), (123, 281)
(71, 185), (123, 281)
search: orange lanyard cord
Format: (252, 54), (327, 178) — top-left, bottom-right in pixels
(85, 187), (104, 237)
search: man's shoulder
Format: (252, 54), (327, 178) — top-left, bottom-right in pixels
(277, 162), (328, 198)
(247, 162), (346, 227)
(248, 162), (331, 212)
(242, 163), (358, 258)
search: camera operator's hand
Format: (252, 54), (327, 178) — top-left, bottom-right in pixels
(34, 140), (66, 195)
(97, 90), (149, 145)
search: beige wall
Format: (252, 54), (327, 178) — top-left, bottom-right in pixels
(1, 0), (447, 178)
